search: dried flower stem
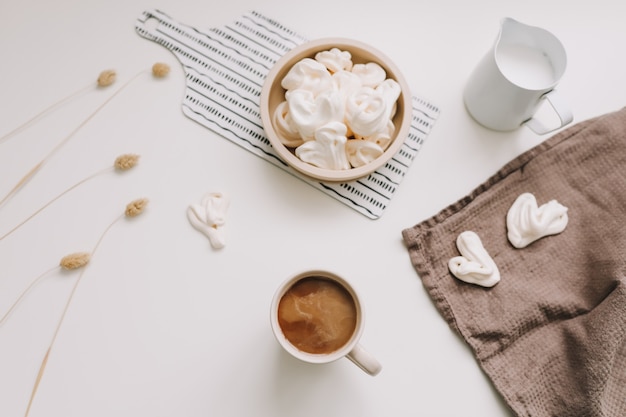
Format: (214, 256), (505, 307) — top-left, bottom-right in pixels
(0, 85), (93, 146)
(0, 69), (118, 146)
(0, 154), (139, 241)
(23, 254), (98, 417)
(23, 198), (148, 417)
(0, 70), (149, 209)
(0, 167), (111, 241)
(1, 61), (167, 148)
(24, 213), (121, 416)
(0, 251), (91, 326)
(0, 265), (58, 326)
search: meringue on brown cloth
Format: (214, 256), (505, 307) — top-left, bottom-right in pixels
(402, 107), (626, 416)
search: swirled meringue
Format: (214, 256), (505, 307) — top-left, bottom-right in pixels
(331, 70), (363, 101)
(364, 119), (395, 150)
(187, 192), (230, 249)
(295, 121), (350, 170)
(448, 231), (500, 288)
(287, 89), (345, 141)
(345, 139), (384, 168)
(352, 62), (387, 88)
(345, 87), (389, 137)
(281, 58), (333, 96)
(315, 47), (353, 73)
(506, 192), (569, 248)
(273, 101), (304, 147)
(332, 71), (362, 137)
(377, 79), (401, 114)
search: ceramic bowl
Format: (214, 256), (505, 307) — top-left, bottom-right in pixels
(259, 38), (412, 182)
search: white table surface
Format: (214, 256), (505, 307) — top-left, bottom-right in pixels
(1, 1), (624, 416)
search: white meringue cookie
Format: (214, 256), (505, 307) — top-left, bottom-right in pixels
(448, 231), (500, 288)
(352, 62), (387, 88)
(287, 89), (345, 141)
(315, 48), (353, 73)
(345, 139), (384, 168)
(345, 87), (389, 137)
(364, 119), (395, 150)
(506, 192), (569, 249)
(187, 192), (230, 249)
(331, 70), (363, 101)
(295, 121), (350, 170)
(204, 192), (229, 227)
(331, 71), (362, 137)
(281, 58), (333, 96)
(273, 101), (304, 147)
(376, 79), (401, 110)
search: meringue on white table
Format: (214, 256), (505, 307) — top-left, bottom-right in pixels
(187, 192), (230, 249)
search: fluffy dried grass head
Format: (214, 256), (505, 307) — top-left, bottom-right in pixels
(114, 154), (140, 171)
(152, 63), (170, 78)
(60, 252), (91, 270)
(125, 198), (149, 217)
(97, 70), (117, 87)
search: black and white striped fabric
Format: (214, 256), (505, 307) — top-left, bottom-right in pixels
(136, 9), (440, 219)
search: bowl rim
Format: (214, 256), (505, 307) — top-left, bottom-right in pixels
(260, 37), (413, 183)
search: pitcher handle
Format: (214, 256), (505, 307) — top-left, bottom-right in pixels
(525, 90), (573, 135)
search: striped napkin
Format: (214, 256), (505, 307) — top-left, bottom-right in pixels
(136, 9), (439, 219)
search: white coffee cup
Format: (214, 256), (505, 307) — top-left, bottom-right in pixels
(464, 17), (573, 134)
(270, 270), (382, 376)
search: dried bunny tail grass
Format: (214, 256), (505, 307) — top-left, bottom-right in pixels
(97, 69), (117, 87)
(24, 197), (150, 417)
(0, 68), (117, 146)
(0, 249), (90, 326)
(125, 198), (149, 217)
(59, 252), (91, 270)
(0, 153), (140, 241)
(151, 62), (170, 78)
(0, 62), (165, 209)
(114, 153), (140, 170)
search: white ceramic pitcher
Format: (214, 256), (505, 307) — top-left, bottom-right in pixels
(464, 18), (573, 134)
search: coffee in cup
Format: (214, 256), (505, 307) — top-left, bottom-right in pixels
(270, 270), (381, 376)
(277, 276), (357, 355)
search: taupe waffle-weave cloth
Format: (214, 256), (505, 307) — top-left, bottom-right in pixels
(402, 107), (626, 416)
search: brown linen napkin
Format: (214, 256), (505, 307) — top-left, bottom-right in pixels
(402, 107), (626, 417)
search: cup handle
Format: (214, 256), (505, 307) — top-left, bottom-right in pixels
(524, 90), (573, 135)
(346, 343), (382, 376)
